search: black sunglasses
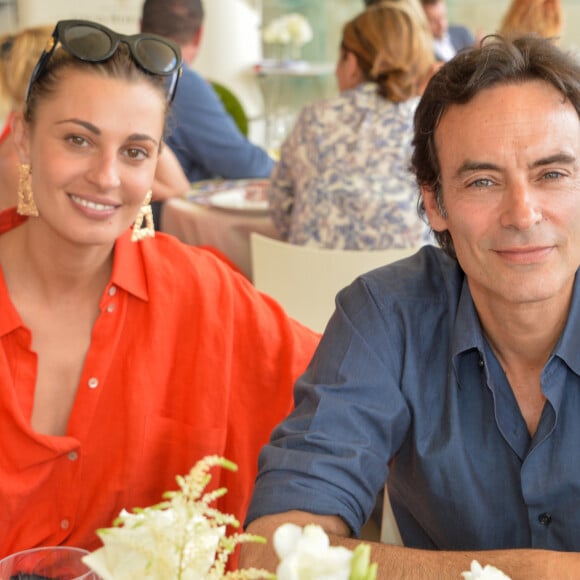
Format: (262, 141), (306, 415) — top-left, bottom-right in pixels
(25, 20), (182, 103)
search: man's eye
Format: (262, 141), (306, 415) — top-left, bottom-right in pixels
(468, 178), (493, 188)
(542, 171), (564, 181)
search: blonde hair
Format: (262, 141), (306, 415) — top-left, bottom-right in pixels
(499, 0), (562, 39)
(0, 24), (53, 119)
(342, 0), (434, 102)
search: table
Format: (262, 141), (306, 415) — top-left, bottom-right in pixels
(161, 193), (281, 280)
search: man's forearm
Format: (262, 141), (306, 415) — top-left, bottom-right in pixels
(240, 512), (579, 579)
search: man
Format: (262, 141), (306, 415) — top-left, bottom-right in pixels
(240, 35), (580, 578)
(140, 0), (275, 226)
(420, 0), (474, 61)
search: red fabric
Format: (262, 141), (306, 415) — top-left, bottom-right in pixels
(0, 209), (320, 560)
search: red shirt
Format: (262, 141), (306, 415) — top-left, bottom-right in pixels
(0, 210), (320, 558)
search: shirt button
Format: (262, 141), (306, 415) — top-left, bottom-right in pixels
(60, 519), (70, 530)
(88, 377), (99, 389)
(106, 303), (115, 313)
(538, 512), (552, 526)
(68, 451), (78, 461)
(478, 358), (484, 368)
(108, 286), (117, 296)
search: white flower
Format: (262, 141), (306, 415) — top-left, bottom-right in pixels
(273, 523), (376, 580)
(461, 560), (512, 580)
(82, 456), (273, 580)
(262, 13), (313, 46)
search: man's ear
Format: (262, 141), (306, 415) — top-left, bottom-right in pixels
(421, 184), (448, 232)
(11, 113), (31, 165)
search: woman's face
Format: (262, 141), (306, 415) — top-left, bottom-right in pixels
(14, 68), (165, 247)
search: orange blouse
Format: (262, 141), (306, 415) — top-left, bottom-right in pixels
(0, 209), (320, 559)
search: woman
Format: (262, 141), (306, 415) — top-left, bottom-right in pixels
(0, 25), (54, 211)
(1, 20), (319, 559)
(0, 24), (189, 215)
(499, 0), (563, 39)
(268, 2), (435, 250)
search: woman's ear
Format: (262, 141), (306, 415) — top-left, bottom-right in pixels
(11, 113), (31, 164)
(345, 51), (364, 85)
(421, 184), (448, 232)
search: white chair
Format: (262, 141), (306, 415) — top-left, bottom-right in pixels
(250, 233), (418, 333)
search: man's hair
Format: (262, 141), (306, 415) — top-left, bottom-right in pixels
(420, 0), (443, 6)
(412, 34), (580, 257)
(141, 0), (204, 45)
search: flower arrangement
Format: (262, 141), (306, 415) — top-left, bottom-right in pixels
(82, 456), (273, 580)
(262, 13), (313, 60)
(82, 455), (377, 580)
(262, 13), (313, 47)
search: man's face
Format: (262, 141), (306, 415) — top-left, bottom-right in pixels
(423, 0), (448, 40)
(423, 80), (580, 311)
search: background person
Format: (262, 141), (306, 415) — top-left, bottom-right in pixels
(420, 0), (477, 61)
(0, 25), (53, 212)
(0, 18), (318, 560)
(241, 34), (580, 578)
(499, 0), (563, 40)
(267, 2), (434, 250)
(140, 0), (275, 228)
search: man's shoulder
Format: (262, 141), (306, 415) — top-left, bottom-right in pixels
(357, 245), (463, 306)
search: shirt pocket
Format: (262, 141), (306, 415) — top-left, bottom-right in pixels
(127, 415), (227, 507)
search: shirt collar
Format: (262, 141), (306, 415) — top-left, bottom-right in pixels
(451, 270), (580, 383)
(109, 229), (149, 302)
(552, 271), (580, 375)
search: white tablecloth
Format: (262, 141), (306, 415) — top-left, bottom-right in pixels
(161, 197), (281, 279)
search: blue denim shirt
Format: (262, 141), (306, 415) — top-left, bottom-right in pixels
(246, 245), (580, 551)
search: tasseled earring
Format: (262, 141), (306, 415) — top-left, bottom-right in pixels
(131, 190), (155, 242)
(17, 163), (39, 217)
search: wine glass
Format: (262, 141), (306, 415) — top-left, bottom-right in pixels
(0, 546), (98, 580)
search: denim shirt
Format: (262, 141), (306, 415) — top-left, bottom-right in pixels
(246, 245), (580, 551)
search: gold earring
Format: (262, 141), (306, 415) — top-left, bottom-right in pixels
(131, 190), (155, 242)
(17, 163), (39, 217)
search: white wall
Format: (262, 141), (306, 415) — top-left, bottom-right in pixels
(16, 0), (142, 33)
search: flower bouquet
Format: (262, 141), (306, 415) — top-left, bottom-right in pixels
(82, 455), (377, 580)
(262, 13), (313, 61)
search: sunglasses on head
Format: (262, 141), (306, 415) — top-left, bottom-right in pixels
(25, 19), (182, 103)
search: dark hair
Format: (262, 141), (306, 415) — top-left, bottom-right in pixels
(412, 34), (580, 257)
(25, 44), (170, 129)
(141, 0), (204, 45)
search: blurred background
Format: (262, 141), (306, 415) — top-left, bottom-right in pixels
(1, 0), (579, 148)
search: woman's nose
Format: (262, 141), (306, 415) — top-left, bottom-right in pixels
(86, 153), (121, 190)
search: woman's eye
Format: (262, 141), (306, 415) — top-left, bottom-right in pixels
(126, 148), (148, 160)
(67, 135), (88, 147)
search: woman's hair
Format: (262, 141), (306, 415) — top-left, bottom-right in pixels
(0, 24), (53, 119)
(24, 43), (171, 127)
(341, 0), (434, 102)
(412, 34), (580, 257)
(499, 0), (562, 39)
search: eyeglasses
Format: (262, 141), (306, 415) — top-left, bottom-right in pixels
(25, 20), (182, 104)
